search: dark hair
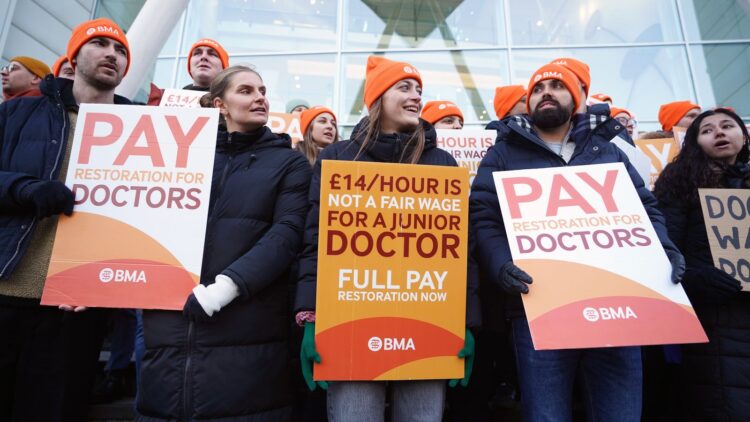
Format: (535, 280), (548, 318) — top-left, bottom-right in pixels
(654, 107), (750, 203)
(355, 97), (425, 164)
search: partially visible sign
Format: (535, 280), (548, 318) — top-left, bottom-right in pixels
(268, 112), (302, 145)
(436, 129), (494, 184)
(673, 127), (686, 148)
(159, 88), (204, 108)
(634, 137), (680, 190)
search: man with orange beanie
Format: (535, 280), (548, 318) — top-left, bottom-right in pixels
(611, 107), (635, 138)
(51, 55), (75, 80)
(421, 100), (464, 129)
(1, 56), (51, 100)
(493, 85), (526, 121)
(471, 62), (684, 422)
(658, 100), (700, 132)
(550, 57), (590, 113)
(0, 17), (132, 421)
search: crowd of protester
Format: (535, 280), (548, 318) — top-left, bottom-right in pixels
(1, 17), (748, 422)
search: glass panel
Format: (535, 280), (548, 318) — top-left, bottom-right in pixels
(183, 0), (338, 54)
(680, 0), (750, 41)
(690, 43), (750, 117)
(94, 0), (145, 29)
(343, 0), (505, 50)
(511, 46), (695, 123)
(507, 0), (683, 46)
(151, 58), (177, 90)
(340, 51), (507, 125)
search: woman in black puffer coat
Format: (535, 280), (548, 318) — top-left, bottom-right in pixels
(654, 107), (750, 422)
(136, 65), (311, 422)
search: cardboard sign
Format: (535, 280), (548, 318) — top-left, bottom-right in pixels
(699, 189), (750, 291)
(41, 104), (219, 310)
(634, 137), (680, 190)
(314, 161), (469, 380)
(436, 129), (494, 185)
(493, 163), (707, 350)
(268, 112), (302, 145)
(159, 88), (204, 108)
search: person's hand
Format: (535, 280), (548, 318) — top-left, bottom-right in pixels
(19, 180), (74, 218)
(499, 262), (533, 294)
(449, 329), (475, 388)
(59, 304), (87, 312)
(666, 249), (686, 284)
(185, 274), (240, 322)
(300, 322), (328, 391)
(682, 265), (741, 305)
(183, 293), (212, 323)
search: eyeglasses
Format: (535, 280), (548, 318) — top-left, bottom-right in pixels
(0, 64), (21, 74)
(615, 116), (637, 126)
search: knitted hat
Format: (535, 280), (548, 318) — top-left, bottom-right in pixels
(67, 18), (130, 75)
(286, 98), (310, 113)
(10, 56), (51, 79)
(526, 63), (582, 115)
(187, 38), (229, 76)
(610, 107), (632, 119)
(364, 56), (422, 109)
(591, 93), (612, 103)
(300, 106), (337, 135)
(51, 55), (68, 77)
(493, 85), (526, 119)
(420, 100), (464, 125)
(658, 100), (700, 131)
(549, 57), (590, 95)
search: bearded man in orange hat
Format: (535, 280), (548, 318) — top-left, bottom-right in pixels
(0, 18), (132, 421)
(470, 63), (685, 422)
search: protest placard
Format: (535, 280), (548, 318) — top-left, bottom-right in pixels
(699, 189), (750, 291)
(314, 161), (469, 380)
(635, 137), (680, 189)
(41, 104), (219, 310)
(159, 88), (204, 108)
(436, 129), (494, 184)
(493, 163), (707, 350)
(268, 112), (302, 145)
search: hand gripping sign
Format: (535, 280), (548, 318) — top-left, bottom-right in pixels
(41, 104), (219, 310)
(314, 161), (469, 380)
(493, 163), (706, 350)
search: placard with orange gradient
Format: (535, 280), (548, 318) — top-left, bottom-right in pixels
(268, 112), (302, 145)
(634, 137), (680, 190)
(493, 163), (706, 350)
(41, 104), (219, 310)
(314, 161), (468, 380)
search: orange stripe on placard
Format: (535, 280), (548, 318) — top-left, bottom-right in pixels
(314, 317), (463, 381)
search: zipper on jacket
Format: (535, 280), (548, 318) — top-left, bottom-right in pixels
(182, 320), (194, 421)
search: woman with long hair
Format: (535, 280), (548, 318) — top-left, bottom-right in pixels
(294, 56), (480, 421)
(296, 106), (338, 166)
(653, 107), (750, 421)
(136, 65), (312, 422)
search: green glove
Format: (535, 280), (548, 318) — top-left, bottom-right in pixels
(300, 322), (328, 391)
(449, 329), (475, 388)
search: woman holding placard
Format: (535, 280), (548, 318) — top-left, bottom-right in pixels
(136, 65), (311, 421)
(294, 56), (480, 421)
(654, 107), (750, 421)
(296, 106), (339, 166)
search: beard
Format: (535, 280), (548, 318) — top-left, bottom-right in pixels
(531, 98), (574, 129)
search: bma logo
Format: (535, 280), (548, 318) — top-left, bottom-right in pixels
(368, 336), (416, 351)
(438, 102), (456, 110)
(98, 268), (147, 284)
(403, 65), (418, 75)
(583, 306), (637, 322)
(533, 74), (542, 83)
(541, 71), (562, 79)
(552, 60), (567, 65)
(368, 337), (383, 352)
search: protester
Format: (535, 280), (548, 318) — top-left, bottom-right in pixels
(611, 107), (635, 138)
(470, 63), (685, 421)
(658, 100), (700, 132)
(0, 18), (130, 421)
(493, 85), (526, 121)
(287, 98), (309, 115)
(1, 56), (51, 100)
(136, 65), (310, 421)
(653, 108), (750, 421)
(591, 93), (613, 104)
(294, 56), (480, 421)
(421, 100), (464, 129)
(550, 57), (590, 113)
(51, 55), (75, 80)
(296, 106), (338, 165)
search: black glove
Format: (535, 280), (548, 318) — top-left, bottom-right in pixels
(682, 265), (741, 305)
(666, 249), (686, 284)
(183, 293), (213, 323)
(498, 262), (533, 294)
(18, 180), (74, 218)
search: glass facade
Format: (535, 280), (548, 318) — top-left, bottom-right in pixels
(96, 0), (750, 133)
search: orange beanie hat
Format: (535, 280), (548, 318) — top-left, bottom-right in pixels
(493, 85), (526, 119)
(51, 55), (68, 77)
(187, 38), (229, 76)
(550, 57), (590, 96)
(300, 106), (337, 135)
(10, 56), (51, 79)
(364, 56), (422, 109)
(67, 18), (130, 75)
(526, 63), (582, 115)
(591, 93), (612, 103)
(420, 101), (463, 125)
(658, 100), (700, 131)
(610, 107), (632, 119)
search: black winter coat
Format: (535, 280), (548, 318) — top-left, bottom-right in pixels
(470, 112), (678, 317)
(136, 127), (312, 422)
(657, 163), (750, 421)
(294, 118), (481, 328)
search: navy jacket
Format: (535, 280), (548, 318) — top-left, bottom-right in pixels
(294, 117), (481, 328)
(137, 127), (311, 422)
(470, 112), (678, 317)
(0, 76), (130, 281)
